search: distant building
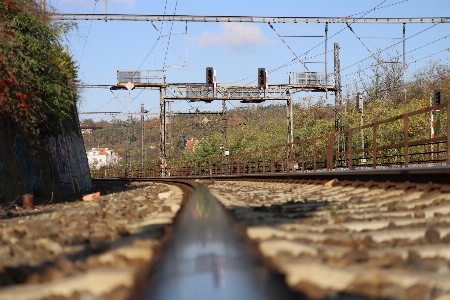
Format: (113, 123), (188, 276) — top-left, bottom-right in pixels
(81, 128), (92, 135)
(186, 138), (198, 150)
(80, 126), (103, 135)
(86, 148), (121, 169)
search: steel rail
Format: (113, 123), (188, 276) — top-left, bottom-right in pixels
(139, 182), (301, 300)
(102, 167), (450, 190)
(52, 14), (450, 24)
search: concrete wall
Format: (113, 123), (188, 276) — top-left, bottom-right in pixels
(0, 106), (92, 203)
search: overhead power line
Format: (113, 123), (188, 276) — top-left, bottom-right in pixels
(341, 23), (440, 73)
(79, 0), (99, 63)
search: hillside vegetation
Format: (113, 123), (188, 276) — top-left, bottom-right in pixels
(0, 0), (79, 140)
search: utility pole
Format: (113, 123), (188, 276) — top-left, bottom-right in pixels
(286, 92), (293, 145)
(40, 0), (45, 11)
(403, 23), (406, 100)
(430, 94), (434, 162)
(221, 99), (228, 156)
(167, 100), (174, 157)
(286, 91), (294, 172)
(126, 117), (132, 177)
(325, 23), (328, 100)
(357, 92), (365, 163)
(160, 75), (167, 176)
(141, 104), (146, 172)
(334, 42), (344, 165)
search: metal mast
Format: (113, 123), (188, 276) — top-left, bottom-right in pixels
(160, 75), (167, 176)
(334, 42), (344, 160)
(141, 104), (146, 170)
(221, 99), (228, 156)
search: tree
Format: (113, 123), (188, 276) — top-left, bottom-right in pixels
(0, 0), (79, 140)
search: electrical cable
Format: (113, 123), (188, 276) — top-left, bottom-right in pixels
(275, 0), (390, 73)
(232, 0), (398, 86)
(341, 23), (440, 73)
(163, 0), (179, 67)
(411, 49), (449, 64)
(342, 34), (450, 80)
(136, 37), (161, 71)
(346, 0), (408, 18)
(80, 0), (98, 63)
(340, 46), (450, 91)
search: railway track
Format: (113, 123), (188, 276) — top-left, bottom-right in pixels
(0, 169), (449, 299)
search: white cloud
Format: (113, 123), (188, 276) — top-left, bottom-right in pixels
(193, 23), (276, 50)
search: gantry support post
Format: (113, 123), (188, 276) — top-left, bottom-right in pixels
(126, 120), (131, 177)
(334, 42), (343, 166)
(286, 92), (294, 171)
(325, 23), (328, 100)
(141, 104), (145, 174)
(221, 99), (228, 155)
(221, 99), (228, 174)
(288, 93), (293, 144)
(160, 82), (167, 177)
(403, 23), (406, 100)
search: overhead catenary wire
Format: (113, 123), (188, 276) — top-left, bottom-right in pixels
(272, 0), (390, 72)
(232, 0), (396, 86)
(346, 0), (409, 18)
(268, 23), (315, 76)
(341, 23), (440, 73)
(163, 0), (179, 67)
(341, 34), (450, 80)
(79, 0), (99, 63)
(340, 47), (450, 91)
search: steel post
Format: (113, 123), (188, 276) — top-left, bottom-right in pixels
(141, 104), (145, 172)
(325, 23), (328, 100)
(327, 134), (333, 170)
(313, 138), (317, 171)
(348, 130), (353, 170)
(404, 115), (409, 167)
(373, 125), (377, 169)
(403, 23), (406, 100)
(271, 149), (275, 173)
(334, 43), (343, 157)
(222, 99), (228, 155)
(301, 141), (305, 172)
(447, 102), (450, 166)
(160, 85), (167, 176)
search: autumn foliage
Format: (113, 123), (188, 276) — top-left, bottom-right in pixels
(0, 0), (78, 139)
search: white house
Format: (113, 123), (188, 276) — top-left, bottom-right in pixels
(86, 148), (121, 169)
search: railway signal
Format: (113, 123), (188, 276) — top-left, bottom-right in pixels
(258, 68), (266, 89)
(434, 89), (441, 105)
(206, 67), (214, 87)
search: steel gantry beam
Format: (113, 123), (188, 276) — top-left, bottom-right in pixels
(164, 84), (293, 102)
(52, 14), (450, 24)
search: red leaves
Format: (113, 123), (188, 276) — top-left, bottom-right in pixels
(6, 0), (17, 10)
(6, 77), (15, 85)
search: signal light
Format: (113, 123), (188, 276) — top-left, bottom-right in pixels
(434, 89), (441, 105)
(206, 67), (214, 87)
(258, 68), (266, 89)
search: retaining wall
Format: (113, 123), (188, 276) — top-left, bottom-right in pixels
(0, 106), (92, 203)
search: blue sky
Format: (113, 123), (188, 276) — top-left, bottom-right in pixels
(47, 0), (450, 122)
